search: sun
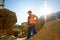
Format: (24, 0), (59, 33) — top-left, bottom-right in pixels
(40, 1), (51, 19)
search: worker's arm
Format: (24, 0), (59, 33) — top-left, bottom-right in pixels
(34, 15), (38, 20)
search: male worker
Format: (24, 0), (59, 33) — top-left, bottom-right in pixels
(27, 10), (38, 39)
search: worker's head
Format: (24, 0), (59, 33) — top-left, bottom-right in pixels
(27, 10), (32, 15)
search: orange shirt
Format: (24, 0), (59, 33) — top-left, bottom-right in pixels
(28, 14), (35, 25)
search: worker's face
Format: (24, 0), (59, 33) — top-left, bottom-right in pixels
(28, 12), (31, 15)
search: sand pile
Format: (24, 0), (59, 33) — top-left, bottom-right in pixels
(30, 19), (60, 40)
(35, 17), (45, 32)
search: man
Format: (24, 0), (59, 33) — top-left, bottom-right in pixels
(27, 10), (38, 39)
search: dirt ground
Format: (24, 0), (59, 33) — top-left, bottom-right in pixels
(30, 19), (60, 40)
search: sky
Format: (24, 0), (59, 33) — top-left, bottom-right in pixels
(4, 0), (60, 25)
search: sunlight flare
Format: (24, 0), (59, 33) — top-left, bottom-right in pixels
(40, 1), (51, 19)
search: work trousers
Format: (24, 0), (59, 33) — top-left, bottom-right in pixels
(27, 24), (36, 39)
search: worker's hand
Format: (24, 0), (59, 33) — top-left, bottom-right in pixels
(28, 25), (34, 27)
(36, 18), (38, 21)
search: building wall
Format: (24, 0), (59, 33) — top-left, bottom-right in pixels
(0, 6), (3, 9)
(0, 0), (2, 4)
(0, 0), (4, 9)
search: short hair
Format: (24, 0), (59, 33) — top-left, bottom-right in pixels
(27, 10), (32, 13)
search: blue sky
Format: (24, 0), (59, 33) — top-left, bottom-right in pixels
(5, 0), (60, 25)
